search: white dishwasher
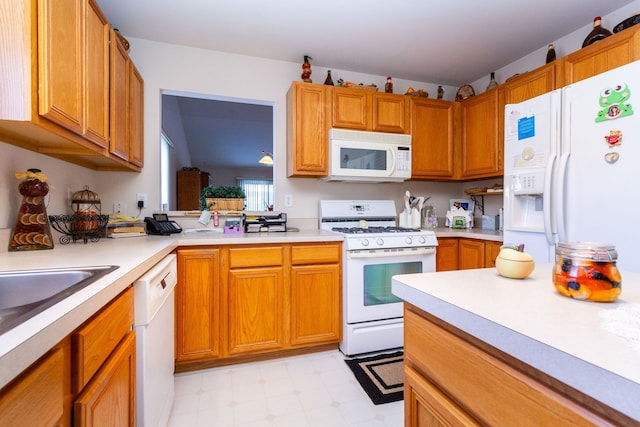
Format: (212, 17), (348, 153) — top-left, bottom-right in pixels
(133, 254), (177, 427)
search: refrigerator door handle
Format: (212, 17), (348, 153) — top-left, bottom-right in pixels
(555, 152), (570, 242)
(543, 154), (557, 245)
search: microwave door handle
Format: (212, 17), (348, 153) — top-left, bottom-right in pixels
(387, 146), (396, 176)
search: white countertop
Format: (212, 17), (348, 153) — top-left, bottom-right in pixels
(392, 265), (640, 422)
(433, 227), (503, 241)
(0, 229), (341, 389)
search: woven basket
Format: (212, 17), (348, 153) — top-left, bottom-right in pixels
(206, 198), (244, 211)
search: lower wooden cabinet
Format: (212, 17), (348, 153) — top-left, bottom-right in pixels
(176, 248), (222, 363)
(74, 332), (136, 427)
(176, 242), (342, 371)
(0, 347), (65, 427)
(404, 304), (617, 426)
(436, 238), (502, 271)
(0, 286), (135, 426)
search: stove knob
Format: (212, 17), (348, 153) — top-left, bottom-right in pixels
(405, 237), (413, 245)
(419, 236), (427, 244)
(361, 239), (370, 247)
(376, 238), (384, 246)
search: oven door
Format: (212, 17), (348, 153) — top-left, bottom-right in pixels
(344, 247), (436, 324)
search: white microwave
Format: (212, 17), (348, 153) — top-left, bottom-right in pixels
(324, 129), (412, 182)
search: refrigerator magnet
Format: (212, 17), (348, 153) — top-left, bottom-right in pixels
(605, 152), (620, 164)
(595, 84), (634, 122)
(604, 130), (622, 147)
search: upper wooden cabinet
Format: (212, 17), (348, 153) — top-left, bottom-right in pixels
(332, 88), (408, 133)
(0, 0), (143, 171)
(561, 25), (640, 85)
(502, 62), (558, 105)
(286, 82), (329, 177)
(458, 88), (503, 179)
(410, 98), (456, 179)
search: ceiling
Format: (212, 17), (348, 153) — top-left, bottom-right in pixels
(97, 0), (632, 170)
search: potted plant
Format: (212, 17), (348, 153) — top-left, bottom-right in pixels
(200, 186), (246, 211)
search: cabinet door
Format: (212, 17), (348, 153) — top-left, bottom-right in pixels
(405, 366), (480, 427)
(411, 98), (456, 179)
(484, 241), (502, 268)
(0, 347), (64, 427)
(562, 27), (640, 85)
(436, 238), (458, 272)
(109, 30), (130, 161)
(332, 88), (369, 130)
(38, 0), (83, 134)
(228, 267), (285, 354)
(176, 248), (221, 362)
(83, 0), (109, 148)
(287, 82), (328, 176)
(372, 93), (406, 133)
(459, 239), (485, 270)
(503, 62), (557, 105)
(128, 62), (144, 167)
(74, 331), (136, 427)
(290, 264), (341, 345)
(459, 89), (503, 179)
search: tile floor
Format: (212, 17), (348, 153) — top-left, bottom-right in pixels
(168, 350), (404, 427)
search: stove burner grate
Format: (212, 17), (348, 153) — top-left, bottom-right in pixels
(331, 226), (420, 234)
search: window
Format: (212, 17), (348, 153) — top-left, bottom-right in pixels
(237, 178), (273, 211)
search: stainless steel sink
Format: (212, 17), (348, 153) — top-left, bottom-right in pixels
(0, 265), (119, 335)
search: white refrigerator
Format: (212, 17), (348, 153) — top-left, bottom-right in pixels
(503, 60), (640, 273)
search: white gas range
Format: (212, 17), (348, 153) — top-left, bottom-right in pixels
(319, 200), (438, 356)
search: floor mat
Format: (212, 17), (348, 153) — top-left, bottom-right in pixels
(345, 351), (404, 405)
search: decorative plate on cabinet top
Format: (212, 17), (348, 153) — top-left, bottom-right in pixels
(613, 13), (640, 33)
(455, 84), (475, 101)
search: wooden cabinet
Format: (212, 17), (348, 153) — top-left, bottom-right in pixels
(290, 243), (342, 345)
(72, 287), (135, 427)
(404, 304), (617, 426)
(435, 238), (459, 272)
(74, 332), (136, 427)
(0, 347), (65, 427)
(332, 89), (408, 133)
(109, 30), (144, 167)
(458, 88), (503, 179)
(561, 26), (640, 85)
(38, 0), (109, 149)
(175, 242), (342, 372)
(286, 82), (329, 177)
(176, 248), (222, 363)
(410, 98), (456, 179)
(177, 170), (211, 210)
(484, 240), (502, 269)
(0, 0), (143, 172)
(436, 238), (502, 271)
(227, 246), (285, 355)
(502, 62), (558, 105)
(458, 239), (486, 270)
(404, 365), (479, 427)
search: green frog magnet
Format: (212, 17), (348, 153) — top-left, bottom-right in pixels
(595, 83), (634, 122)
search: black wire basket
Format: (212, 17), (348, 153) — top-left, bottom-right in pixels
(48, 214), (109, 244)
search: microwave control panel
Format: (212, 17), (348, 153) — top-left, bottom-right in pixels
(396, 146), (411, 172)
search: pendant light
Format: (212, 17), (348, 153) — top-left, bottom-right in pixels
(259, 151), (273, 165)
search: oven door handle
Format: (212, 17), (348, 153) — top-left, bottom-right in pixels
(347, 247), (436, 259)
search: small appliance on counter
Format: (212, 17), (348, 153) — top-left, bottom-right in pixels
(243, 212), (287, 232)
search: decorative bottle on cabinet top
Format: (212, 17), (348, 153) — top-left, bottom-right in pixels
(385, 77), (393, 93)
(546, 44), (556, 63)
(582, 16), (612, 47)
(486, 72), (498, 91)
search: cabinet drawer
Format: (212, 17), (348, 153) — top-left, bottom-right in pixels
(291, 244), (341, 265)
(72, 287), (134, 393)
(405, 306), (611, 426)
(229, 246), (283, 268)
